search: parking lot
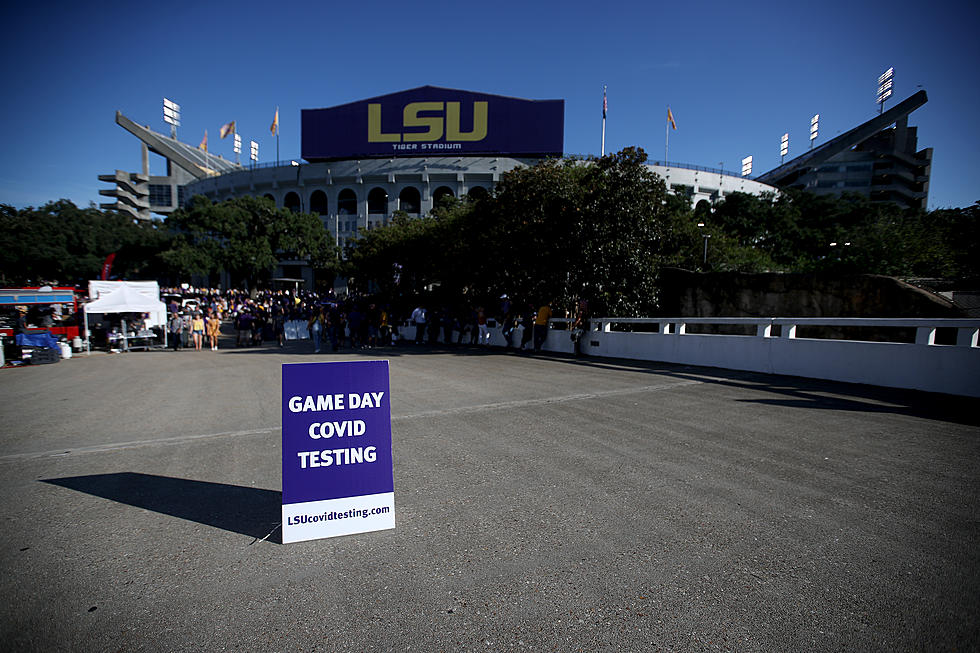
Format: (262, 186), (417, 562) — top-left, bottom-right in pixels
(1, 339), (977, 651)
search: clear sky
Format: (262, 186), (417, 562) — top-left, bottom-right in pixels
(1, 0), (976, 211)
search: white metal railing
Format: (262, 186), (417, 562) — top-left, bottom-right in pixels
(396, 316), (980, 397)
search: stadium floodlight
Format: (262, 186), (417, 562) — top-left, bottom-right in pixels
(233, 133), (241, 154)
(810, 114), (819, 149)
(741, 156), (753, 177)
(780, 133), (789, 162)
(877, 67), (894, 114)
(250, 140), (259, 168)
(163, 98), (180, 137)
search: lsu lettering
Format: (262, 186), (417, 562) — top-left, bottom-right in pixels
(368, 101), (488, 143)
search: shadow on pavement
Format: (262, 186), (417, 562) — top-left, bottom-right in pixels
(42, 472), (282, 543)
(541, 353), (980, 428)
(203, 337), (980, 427)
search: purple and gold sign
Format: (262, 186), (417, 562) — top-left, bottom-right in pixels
(302, 86), (564, 161)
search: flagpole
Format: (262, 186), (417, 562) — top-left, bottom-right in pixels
(665, 110), (669, 165)
(276, 106), (280, 164)
(601, 86), (606, 157)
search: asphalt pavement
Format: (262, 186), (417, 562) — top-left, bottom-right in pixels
(0, 334), (977, 652)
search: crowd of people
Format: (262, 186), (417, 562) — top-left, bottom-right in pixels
(159, 286), (592, 356)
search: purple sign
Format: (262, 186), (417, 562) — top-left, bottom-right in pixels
(302, 86), (564, 161)
(281, 360), (395, 543)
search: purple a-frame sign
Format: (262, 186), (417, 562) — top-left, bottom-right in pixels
(281, 360), (395, 543)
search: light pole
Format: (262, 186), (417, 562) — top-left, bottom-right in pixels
(877, 67), (894, 115)
(163, 98), (180, 138)
(697, 222), (711, 266)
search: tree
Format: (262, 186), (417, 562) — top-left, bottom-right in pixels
(0, 200), (171, 284)
(162, 195), (340, 288)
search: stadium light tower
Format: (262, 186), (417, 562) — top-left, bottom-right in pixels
(741, 155), (753, 177)
(233, 133), (242, 165)
(780, 133), (788, 164)
(810, 114), (819, 150)
(250, 140), (259, 169)
(877, 67), (894, 115)
(163, 98), (180, 138)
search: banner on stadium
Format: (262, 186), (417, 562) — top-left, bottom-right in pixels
(301, 86), (564, 161)
(281, 360), (395, 543)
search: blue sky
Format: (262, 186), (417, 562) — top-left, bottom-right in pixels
(1, 0), (976, 210)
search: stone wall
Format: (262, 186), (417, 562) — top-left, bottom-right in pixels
(656, 268), (963, 342)
(658, 268), (962, 318)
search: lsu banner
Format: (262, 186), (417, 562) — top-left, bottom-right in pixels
(282, 360), (395, 543)
(302, 86), (564, 161)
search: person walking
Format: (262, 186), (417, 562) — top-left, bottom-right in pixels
(476, 306), (490, 345)
(519, 302), (535, 352)
(168, 312), (182, 351)
(411, 305), (426, 344)
(533, 300), (552, 353)
(570, 299), (589, 357)
(206, 310), (221, 351)
(308, 306), (325, 353)
(191, 312), (205, 351)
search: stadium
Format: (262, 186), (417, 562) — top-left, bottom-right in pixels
(100, 85), (930, 287)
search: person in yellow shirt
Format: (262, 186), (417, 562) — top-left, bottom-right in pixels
(191, 312), (205, 351)
(533, 300), (552, 352)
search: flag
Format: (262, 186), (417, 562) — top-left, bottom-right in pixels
(602, 87), (607, 119)
(220, 121), (236, 139)
(100, 253), (116, 281)
(271, 107), (279, 136)
(199, 130), (208, 152)
(667, 107), (677, 130)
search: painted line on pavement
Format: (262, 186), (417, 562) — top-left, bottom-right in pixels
(0, 380), (701, 461)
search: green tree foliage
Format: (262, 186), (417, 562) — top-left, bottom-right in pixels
(162, 195), (341, 288)
(348, 147), (673, 315)
(703, 191), (980, 277)
(0, 200), (171, 284)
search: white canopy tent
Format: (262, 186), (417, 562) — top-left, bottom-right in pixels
(84, 282), (168, 354)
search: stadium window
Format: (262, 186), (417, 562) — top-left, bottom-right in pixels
(149, 184), (172, 206)
(398, 187), (421, 214)
(263, 193), (275, 204)
(284, 192), (301, 212)
(432, 186), (455, 208)
(310, 190), (329, 216)
(368, 187), (388, 215)
(338, 188), (357, 215)
(467, 186), (488, 201)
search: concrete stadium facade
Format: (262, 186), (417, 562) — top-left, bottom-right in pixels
(181, 157), (778, 249)
(100, 86), (779, 288)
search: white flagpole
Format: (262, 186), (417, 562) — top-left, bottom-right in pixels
(665, 110), (669, 165)
(601, 86), (606, 156)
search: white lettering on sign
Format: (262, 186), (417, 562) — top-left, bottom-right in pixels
(297, 446), (378, 468)
(288, 392), (385, 413)
(348, 392), (385, 409)
(307, 420), (367, 439)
